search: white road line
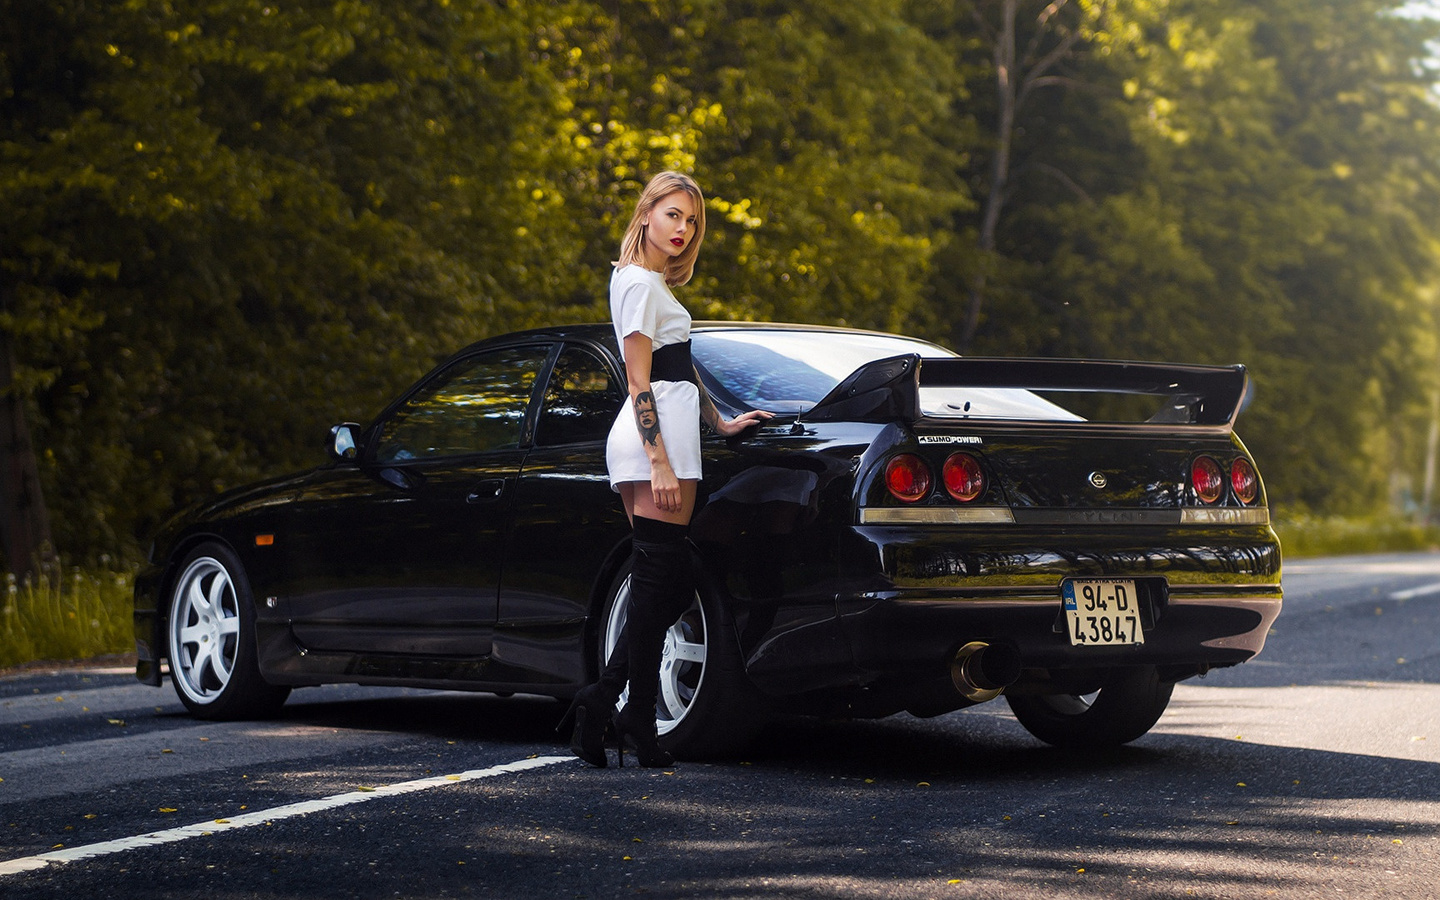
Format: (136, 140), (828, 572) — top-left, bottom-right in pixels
(1388, 581), (1440, 601)
(0, 754), (569, 877)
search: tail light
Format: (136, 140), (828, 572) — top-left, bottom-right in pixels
(1192, 456), (1223, 504)
(942, 453), (985, 502)
(1231, 458), (1258, 505)
(885, 454), (932, 503)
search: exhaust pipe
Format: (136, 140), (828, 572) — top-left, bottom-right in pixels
(950, 641), (1022, 703)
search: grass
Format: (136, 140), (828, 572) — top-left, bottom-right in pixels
(1271, 514), (1440, 559)
(0, 561), (135, 670)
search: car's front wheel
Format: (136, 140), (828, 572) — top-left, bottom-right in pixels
(599, 565), (763, 758)
(167, 543), (290, 719)
(1006, 666), (1174, 749)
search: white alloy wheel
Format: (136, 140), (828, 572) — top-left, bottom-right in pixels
(602, 575), (709, 735)
(169, 555), (241, 705)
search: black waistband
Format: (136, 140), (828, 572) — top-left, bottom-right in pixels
(649, 340), (696, 385)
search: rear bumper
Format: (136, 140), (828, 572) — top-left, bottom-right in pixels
(740, 521), (1284, 704)
(835, 584), (1282, 681)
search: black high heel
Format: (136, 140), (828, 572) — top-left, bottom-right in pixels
(558, 685), (613, 767)
(613, 704), (674, 768)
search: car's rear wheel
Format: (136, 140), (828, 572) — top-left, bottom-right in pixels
(1006, 666), (1173, 749)
(167, 543), (290, 719)
(600, 565), (763, 758)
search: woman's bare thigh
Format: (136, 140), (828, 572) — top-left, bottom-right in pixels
(619, 480), (698, 525)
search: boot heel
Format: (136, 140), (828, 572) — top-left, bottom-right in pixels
(563, 687), (612, 768)
(614, 705), (674, 768)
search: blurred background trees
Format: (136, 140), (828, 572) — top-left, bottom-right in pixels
(3, 0), (1439, 572)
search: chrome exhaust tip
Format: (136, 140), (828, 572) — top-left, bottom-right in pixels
(950, 641), (1022, 703)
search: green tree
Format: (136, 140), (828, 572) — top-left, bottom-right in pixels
(543, 0), (973, 335)
(1, 1), (572, 562)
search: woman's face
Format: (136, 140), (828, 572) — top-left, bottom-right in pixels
(642, 190), (698, 268)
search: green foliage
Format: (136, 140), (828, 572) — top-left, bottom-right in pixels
(0, 561), (133, 668)
(1273, 514), (1440, 559)
(3, 0), (1440, 572)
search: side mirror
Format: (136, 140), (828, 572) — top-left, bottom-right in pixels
(328, 423), (362, 461)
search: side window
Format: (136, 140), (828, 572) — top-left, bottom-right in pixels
(534, 345), (624, 447)
(373, 345), (550, 462)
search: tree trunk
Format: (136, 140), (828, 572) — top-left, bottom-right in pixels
(0, 313), (54, 582)
(961, 0), (1085, 351)
(961, 0), (1019, 353)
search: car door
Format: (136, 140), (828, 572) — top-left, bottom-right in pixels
(280, 342), (553, 658)
(496, 341), (632, 684)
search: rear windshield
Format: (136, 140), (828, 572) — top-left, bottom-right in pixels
(692, 329), (1080, 420)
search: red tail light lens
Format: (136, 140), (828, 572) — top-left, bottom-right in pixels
(1231, 458), (1258, 505)
(885, 454), (932, 503)
(942, 453), (985, 502)
(1192, 456), (1223, 504)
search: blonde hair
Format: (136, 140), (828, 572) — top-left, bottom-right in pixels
(617, 171), (707, 287)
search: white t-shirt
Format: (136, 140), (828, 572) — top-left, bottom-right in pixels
(610, 265), (692, 358)
(605, 264), (702, 488)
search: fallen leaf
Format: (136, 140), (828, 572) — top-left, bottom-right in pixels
(355, 786), (376, 793)
(159, 808), (177, 814)
(917, 782), (931, 788)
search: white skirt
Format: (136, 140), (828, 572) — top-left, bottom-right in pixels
(606, 380), (703, 489)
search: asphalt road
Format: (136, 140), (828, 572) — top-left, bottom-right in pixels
(1, 552), (1438, 899)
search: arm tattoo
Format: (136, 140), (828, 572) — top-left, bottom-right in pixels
(633, 391), (661, 447)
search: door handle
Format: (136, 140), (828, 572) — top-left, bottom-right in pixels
(466, 479), (506, 503)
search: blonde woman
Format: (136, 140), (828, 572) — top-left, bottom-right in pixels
(560, 172), (770, 767)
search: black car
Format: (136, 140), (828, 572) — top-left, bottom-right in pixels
(133, 323), (1282, 754)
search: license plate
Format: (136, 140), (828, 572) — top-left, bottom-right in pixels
(1062, 578), (1144, 646)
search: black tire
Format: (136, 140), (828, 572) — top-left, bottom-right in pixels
(166, 543), (290, 719)
(599, 562), (764, 759)
(1006, 666), (1174, 749)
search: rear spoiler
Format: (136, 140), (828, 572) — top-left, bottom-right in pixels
(798, 355), (1252, 428)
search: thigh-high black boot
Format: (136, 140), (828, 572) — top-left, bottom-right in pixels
(612, 519), (694, 766)
(560, 517), (689, 767)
